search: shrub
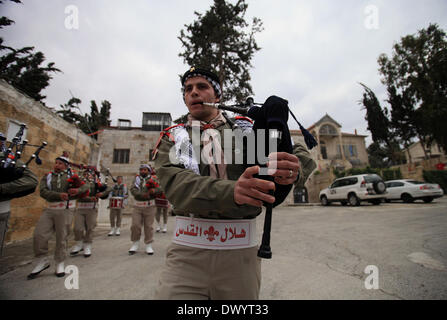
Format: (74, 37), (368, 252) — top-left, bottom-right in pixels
(423, 170), (447, 192)
(382, 168), (402, 181)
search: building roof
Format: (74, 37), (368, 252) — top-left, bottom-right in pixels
(290, 130), (367, 138)
(307, 114), (342, 130)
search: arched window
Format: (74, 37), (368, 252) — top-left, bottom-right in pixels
(319, 124), (337, 135)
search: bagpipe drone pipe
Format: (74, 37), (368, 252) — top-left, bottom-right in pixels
(1, 124), (47, 197)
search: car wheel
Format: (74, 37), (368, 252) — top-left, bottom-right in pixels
(348, 193), (360, 206)
(373, 181), (386, 194)
(423, 197), (434, 203)
(401, 193), (414, 203)
(320, 195), (330, 206)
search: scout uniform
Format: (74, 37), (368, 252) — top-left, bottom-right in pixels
(106, 179), (128, 236)
(0, 147), (38, 256)
(70, 171), (111, 257)
(129, 165), (163, 255)
(28, 156), (89, 279)
(152, 68), (317, 300)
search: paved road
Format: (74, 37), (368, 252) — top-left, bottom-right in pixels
(1, 197), (446, 300)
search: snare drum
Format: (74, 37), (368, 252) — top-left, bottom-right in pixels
(155, 198), (169, 208)
(110, 197), (124, 209)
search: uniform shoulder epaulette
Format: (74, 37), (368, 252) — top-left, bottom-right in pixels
(152, 123), (185, 160)
(163, 123), (185, 132)
(234, 116), (253, 124)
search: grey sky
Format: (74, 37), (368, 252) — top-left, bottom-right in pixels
(1, 0), (446, 145)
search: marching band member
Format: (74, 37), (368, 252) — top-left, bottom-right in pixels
(152, 67), (316, 299)
(107, 175), (128, 236)
(70, 169), (110, 258)
(152, 170), (169, 233)
(28, 155), (89, 279)
(0, 132), (38, 256)
(128, 164), (162, 255)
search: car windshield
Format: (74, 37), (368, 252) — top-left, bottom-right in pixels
(407, 180), (425, 185)
(363, 175), (382, 183)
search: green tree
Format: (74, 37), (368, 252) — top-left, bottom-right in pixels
(367, 142), (388, 168)
(83, 100), (112, 139)
(0, 0), (61, 102)
(178, 0), (263, 102)
(387, 85), (418, 163)
(359, 83), (404, 165)
(378, 23), (447, 154)
(57, 98), (111, 140)
(57, 96), (83, 124)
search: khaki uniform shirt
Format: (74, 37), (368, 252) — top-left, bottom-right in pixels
(39, 171), (89, 202)
(130, 175), (163, 201)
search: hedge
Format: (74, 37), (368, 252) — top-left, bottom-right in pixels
(423, 170), (447, 192)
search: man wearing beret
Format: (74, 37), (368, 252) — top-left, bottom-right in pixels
(129, 164), (163, 255)
(28, 155), (89, 279)
(152, 67), (316, 299)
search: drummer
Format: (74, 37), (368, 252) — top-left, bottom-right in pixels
(106, 176), (128, 236)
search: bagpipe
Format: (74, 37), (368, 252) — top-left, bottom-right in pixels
(1, 123), (47, 184)
(105, 168), (117, 183)
(147, 174), (169, 208)
(205, 96), (318, 259)
(67, 162), (108, 199)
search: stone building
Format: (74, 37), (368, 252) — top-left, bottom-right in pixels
(287, 114), (369, 204)
(96, 112), (171, 218)
(405, 141), (446, 164)
(0, 80), (100, 243)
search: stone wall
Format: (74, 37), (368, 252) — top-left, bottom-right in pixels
(390, 155), (447, 181)
(0, 80), (99, 243)
(96, 127), (161, 216)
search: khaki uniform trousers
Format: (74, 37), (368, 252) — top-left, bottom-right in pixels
(74, 208), (98, 243)
(109, 208), (122, 228)
(0, 209), (10, 256)
(33, 208), (74, 263)
(155, 207), (168, 225)
(154, 243), (262, 300)
(131, 206), (156, 244)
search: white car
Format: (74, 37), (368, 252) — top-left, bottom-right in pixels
(319, 174), (387, 206)
(384, 179), (444, 203)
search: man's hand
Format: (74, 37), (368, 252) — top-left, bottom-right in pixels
(234, 166), (275, 207)
(96, 192), (103, 199)
(60, 193), (69, 201)
(267, 152), (300, 185)
(68, 188), (79, 197)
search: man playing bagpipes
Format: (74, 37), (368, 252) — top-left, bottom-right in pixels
(0, 131), (38, 257)
(28, 154), (89, 279)
(129, 164), (164, 255)
(70, 167), (111, 258)
(152, 67), (316, 299)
